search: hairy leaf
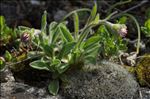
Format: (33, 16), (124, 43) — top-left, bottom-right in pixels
(84, 36), (100, 50)
(59, 24), (74, 42)
(73, 12), (79, 40)
(41, 11), (47, 34)
(4, 51), (12, 62)
(49, 22), (59, 44)
(48, 80), (59, 95)
(59, 42), (76, 59)
(30, 60), (49, 71)
(87, 2), (97, 24)
(57, 64), (70, 74)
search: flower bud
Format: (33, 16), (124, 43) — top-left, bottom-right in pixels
(113, 24), (127, 37)
(21, 32), (30, 43)
(105, 21), (127, 37)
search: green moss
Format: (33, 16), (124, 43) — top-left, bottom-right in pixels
(136, 54), (150, 86)
(124, 66), (135, 74)
(10, 53), (27, 72)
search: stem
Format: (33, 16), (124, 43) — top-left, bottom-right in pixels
(61, 8), (91, 21)
(5, 54), (42, 67)
(103, 11), (118, 21)
(107, 0), (132, 15)
(123, 13), (141, 54)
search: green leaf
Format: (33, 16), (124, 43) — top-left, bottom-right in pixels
(57, 64), (70, 74)
(145, 19), (150, 30)
(0, 16), (5, 30)
(59, 42), (76, 59)
(48, 22), (59, 44)
(41, 11), (47, 35)
(4, 51), (12, 61)
(0, 58), (5, 71)
(59, 23), (74, 42)
(51, 59), (61, 66)
(30, 60), (49, 71)
(42, 44), (54, 57)
(48, 59), (61, 72)
(27, 51), (44, 58)
(84, 44), (99, 64)
(87, 2), (97, 24)
(146, 8), (150, 18)
(48, 79), (59, 95)
(91, 2), (97, 19)
(142, 19), (150, 37)
(118, 16), (127, 24)
(84, 36), (100, 50)
(18, 26), (31, 31)
(84, 56), (96, 64)
(84, 43), (99, 57)
(84, 43), (99, 55)
(91, 14), (99, 25)
(77, 26), (91, 48)
(73, 12), (79, 40)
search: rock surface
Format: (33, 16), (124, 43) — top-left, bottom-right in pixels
(62, 61), (139, 99)
(1, 61), (149, 99)
(0, 81), (62, 99)
(0, 68), (62, 99)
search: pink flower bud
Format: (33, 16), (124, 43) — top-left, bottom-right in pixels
(21, 32), (30, 43)
(117, 25), (127, 37)
(105, 21), (128, 37)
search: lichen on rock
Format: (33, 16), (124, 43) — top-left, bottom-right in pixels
(61, 60), (139, 99)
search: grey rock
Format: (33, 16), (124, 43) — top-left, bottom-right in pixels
(0, 68), (15, 83)
(0, 81), (62, 99)
(134, 87), (150, 99)
(0, 3), (24, 25)
(54, 10), (67, 22)
(62, 61), (139, 99)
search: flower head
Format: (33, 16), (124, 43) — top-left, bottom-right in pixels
(21, 32), (30, 43)
(117, 25), (127, 37)
(105, 22), (128, 37)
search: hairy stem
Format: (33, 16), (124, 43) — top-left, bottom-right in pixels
(61, 8), (91, 21)
(107, 0), (132, 15)
(124, 13), (141, 54)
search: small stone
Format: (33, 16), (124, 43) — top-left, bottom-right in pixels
(37, 88), (46, 96)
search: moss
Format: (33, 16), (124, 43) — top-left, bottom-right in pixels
(136, 54), (150, 86)
(123, 65), (135, 74)
(10, 53), (27, 72)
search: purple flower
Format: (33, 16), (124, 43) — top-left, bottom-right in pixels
(21, 32), (30, 43)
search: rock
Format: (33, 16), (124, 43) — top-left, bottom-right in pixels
(0, 81), (62, 99)
(62, 61), (139, 99)
(0, 68), (15, 83)
(134, 87), (150, 99)
(54, 10), (67, 22)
